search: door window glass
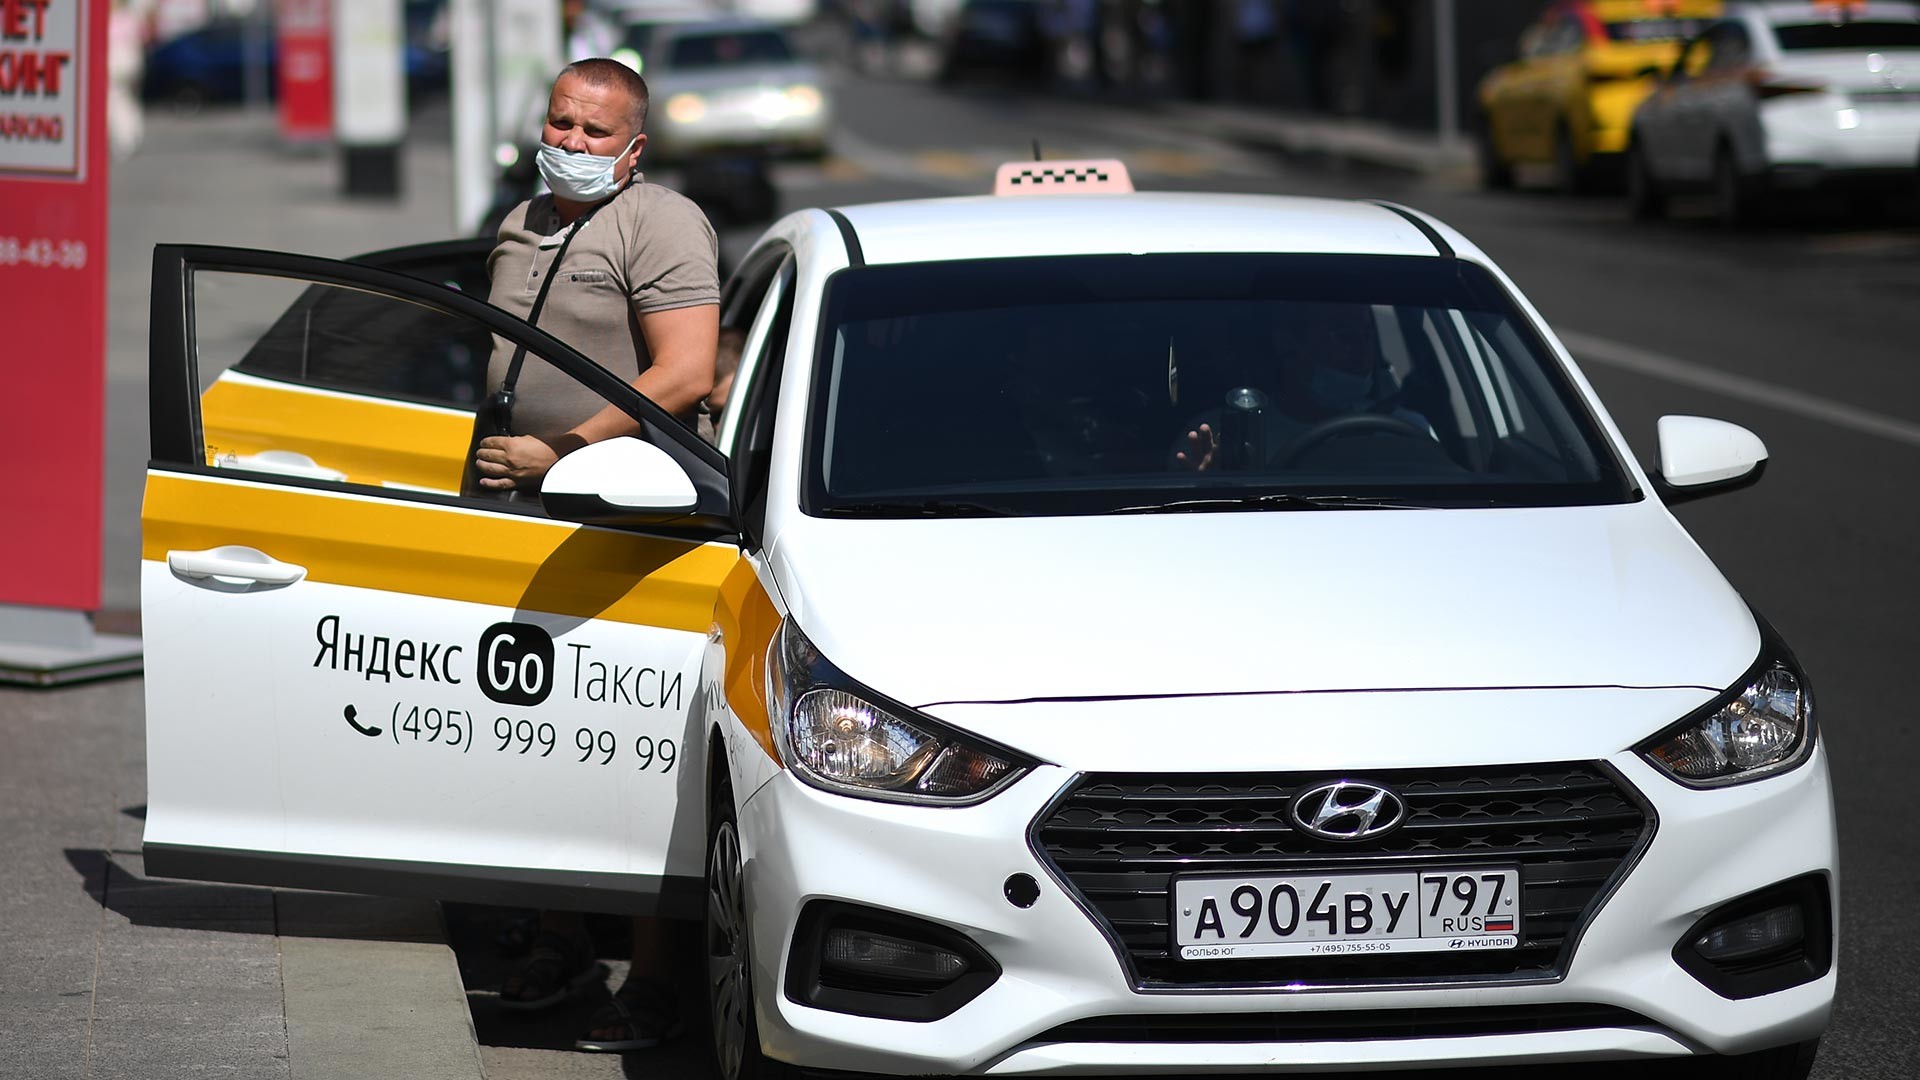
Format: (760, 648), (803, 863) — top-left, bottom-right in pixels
(228, 246), (494, 409)
(187, 268), (623, 510)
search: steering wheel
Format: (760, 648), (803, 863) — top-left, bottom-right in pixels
(1275, 412), (1432, 467)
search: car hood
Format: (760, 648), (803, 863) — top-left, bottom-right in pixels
(768, 502), (1759, 708)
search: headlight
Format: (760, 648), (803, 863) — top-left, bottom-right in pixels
(665, 92), (706, 124)
(768, 620), (1030, 804)
(1639, 661), (1813, 787)
(784, 84), (823, 115)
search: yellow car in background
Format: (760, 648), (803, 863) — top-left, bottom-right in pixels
(1479, 0), (1723, 191)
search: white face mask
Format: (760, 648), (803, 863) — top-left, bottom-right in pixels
(536, 136), (638, 203)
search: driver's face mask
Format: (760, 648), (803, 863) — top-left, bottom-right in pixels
(537, 135), (639, 203)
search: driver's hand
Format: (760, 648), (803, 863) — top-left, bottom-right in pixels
(474, 435), (560, 491)
(1174, 423), (1218, 472)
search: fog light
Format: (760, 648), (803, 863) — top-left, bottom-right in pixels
(822, 928), (968, 984)
(1695, 904), (1804, 963)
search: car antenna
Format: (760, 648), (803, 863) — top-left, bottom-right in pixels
(1032, 139), (1042, 161)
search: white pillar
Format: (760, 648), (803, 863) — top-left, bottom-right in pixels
(334, 0), (408, 196)
(1434, 0), (1460, 145)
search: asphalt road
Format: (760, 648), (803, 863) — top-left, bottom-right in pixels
(457, 60), (1920, 1080)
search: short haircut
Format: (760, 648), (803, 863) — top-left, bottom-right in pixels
(557, 58), (650, 134)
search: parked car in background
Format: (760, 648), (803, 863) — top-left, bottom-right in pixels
(625, 15), (831, 163)
(1628, 0), (1920, 222)
(141, 2), (452, 108)
(1479, 0), (1724, 192)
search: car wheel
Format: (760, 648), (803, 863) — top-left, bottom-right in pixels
(1713, 143), (1769, 226)
(1477, 122), (1514, 191)
(1627, 140), (1667, 220)
(1672, 1037), (1819, 1080)
(706, 776), (785, 1080)
(1553, 123), (1590, 195)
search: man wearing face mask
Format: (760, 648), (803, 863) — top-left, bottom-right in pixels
(471, 58), (719, 493)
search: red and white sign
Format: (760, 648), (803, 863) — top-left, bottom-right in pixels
(0, 0), (107, 612)
(1, 0), (82, 175)
(277, 0), (332, 141)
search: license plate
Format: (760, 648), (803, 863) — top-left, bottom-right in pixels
(1172, 867), (1521, 960)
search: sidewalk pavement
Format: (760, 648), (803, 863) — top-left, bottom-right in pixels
(2, 100), (490, 1080)
(1152, 101), (1478, 184)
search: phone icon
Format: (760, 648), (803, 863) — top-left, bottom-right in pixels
(344, 704), (382, 738)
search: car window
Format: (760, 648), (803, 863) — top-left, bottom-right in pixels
(188, 268), (643, 511)
(803, 255), (1633, 517)
(1774, 21), (1920, 50)
(667, 29), (794, 68)
(231, 243), (493, 409)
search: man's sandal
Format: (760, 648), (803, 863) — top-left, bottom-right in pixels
(572, 980), (685, 1053)
(497, 932), (608, 1012)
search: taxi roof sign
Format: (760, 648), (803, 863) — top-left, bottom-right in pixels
(994, 159), (1134, 196)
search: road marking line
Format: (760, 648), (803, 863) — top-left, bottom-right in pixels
(1559, 329), (1920, 449)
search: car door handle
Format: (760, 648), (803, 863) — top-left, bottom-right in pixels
(167, 546), (308, 586)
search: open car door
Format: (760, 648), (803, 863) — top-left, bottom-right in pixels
(141, 244), (735, 915)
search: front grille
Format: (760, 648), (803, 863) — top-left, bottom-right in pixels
(1029, 763), (1653, 991)
(1033, 1003), (1653, 1043)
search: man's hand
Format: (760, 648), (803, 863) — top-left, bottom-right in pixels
(474, 435), (562, 491)
(1174, 423), (1218, 472)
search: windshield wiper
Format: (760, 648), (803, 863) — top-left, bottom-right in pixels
(826, 499), (1019, 518)
(1106, 493), (1441, 514)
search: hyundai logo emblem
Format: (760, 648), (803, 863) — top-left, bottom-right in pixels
(1289, 781), (1408, 842)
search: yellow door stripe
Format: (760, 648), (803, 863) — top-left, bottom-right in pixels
(201, 377), (475, 492)
(144, 472), (737, 632)
(714, 559), (784, 765)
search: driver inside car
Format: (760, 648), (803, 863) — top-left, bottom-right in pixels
(1174, 301), (1436, 472)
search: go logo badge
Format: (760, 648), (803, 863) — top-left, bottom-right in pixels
(477, 623), (556, 706)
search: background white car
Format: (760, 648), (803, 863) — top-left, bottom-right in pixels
(617, 13), (832, 163)
(141, 169), (1834, 1080)
(1628, 0), (1920, 222)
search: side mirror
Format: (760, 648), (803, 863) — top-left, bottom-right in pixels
(540, 436), (699, 525)
(1653, 415), (1767, 505)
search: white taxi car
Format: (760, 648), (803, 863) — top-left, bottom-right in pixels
(1628, 0), (1920, 221)
(143, 163), (1834, 1078)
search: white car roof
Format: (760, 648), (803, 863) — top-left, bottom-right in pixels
(831, 193), (1452, 265)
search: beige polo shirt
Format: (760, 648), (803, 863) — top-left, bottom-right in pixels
(484, 177), (720, 438)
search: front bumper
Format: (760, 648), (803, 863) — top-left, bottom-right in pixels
(738, 746), (1834, 1074)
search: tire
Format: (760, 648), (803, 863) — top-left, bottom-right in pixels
(705, 774), (787, 1080)
(1627, 140), (1667, 220)
(1677, 1037), (1819, 1080)
(1714, 142), (1769, 226)
(1553, 123), (1590, 195)
(1477, 122), (1514, 191)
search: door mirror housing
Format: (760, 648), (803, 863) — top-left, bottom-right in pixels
(1653, 415), (1767, 505)
(542, 436), (700, 525)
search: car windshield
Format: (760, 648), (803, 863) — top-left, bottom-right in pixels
(803, 255), (1636, 517)
(1774, 21), (1920, 50)
(668, 29), (794, 68)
